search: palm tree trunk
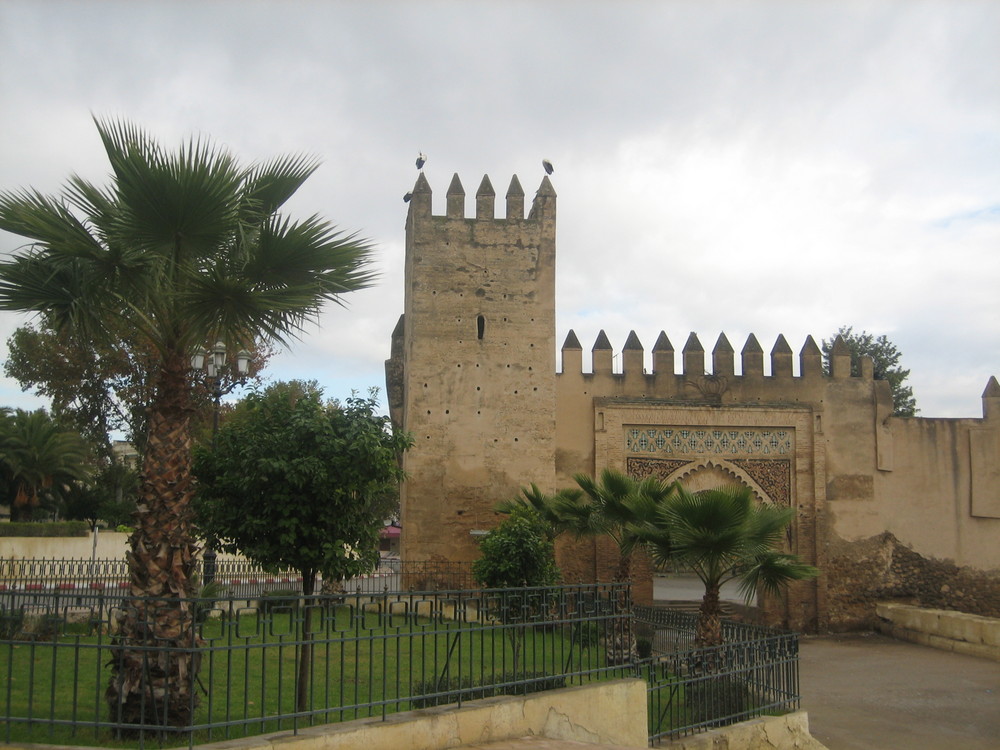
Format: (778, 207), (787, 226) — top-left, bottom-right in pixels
(696, 582), (723, 649)
(106, 354), (201, 734)
(606, 550), (637, 666)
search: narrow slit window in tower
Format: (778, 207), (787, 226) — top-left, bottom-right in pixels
(477, 315), (486, 340)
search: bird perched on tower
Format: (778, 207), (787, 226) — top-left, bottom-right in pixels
(542, 158), (554, 175)
(416, 152), (427, 170)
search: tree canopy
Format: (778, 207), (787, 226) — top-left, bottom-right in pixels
(0, 116), (378, 730)
(472, 505), (560, 589)
(4, 320), (273, 460)
(822, 326), (917, 416)
(193, 383), (411, 591)
(0, 408), (91, 521)
(640, 483), (818, 647)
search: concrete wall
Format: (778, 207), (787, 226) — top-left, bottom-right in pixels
(661, 711), (826, 749)
(0, 532), (247, 565)
(876, 602), (1000, 661)
(0, 531), (130, 560)
(116, 680), (648, 750)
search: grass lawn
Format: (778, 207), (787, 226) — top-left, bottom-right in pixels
(2, 603), (609, 748)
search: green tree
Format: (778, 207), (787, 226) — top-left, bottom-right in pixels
(472, 505), (560, 672)
(822, 326), (917, 416)
(0, 408), (91, 521)
(494, 483), (567, 541)
(555, 469), (667, 586)
(62, 461), (141, 530)
(552, 469), (669, 664)
(192, 382), (411, 712)
(641, 484), (819, 648)
(473, 505), (560, 589)
(5, 320), (273, 461)
(0, 118), (376, 731)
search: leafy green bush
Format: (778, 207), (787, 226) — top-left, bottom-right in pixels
(256, 589), (301, 615)
(472, 507), (559, 589)
(568, 621), (601, 650)
(0, 607), (25, 638)
(0, 521), (89, 537)
(686, 675), (751, 728)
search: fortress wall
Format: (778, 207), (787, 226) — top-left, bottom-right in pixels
(833, 415), (1000, 569)
(392, 172), (1000, 632)
(396, 174), (557, 565)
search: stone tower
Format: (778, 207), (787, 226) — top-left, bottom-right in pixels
(386, 172), (558, 564)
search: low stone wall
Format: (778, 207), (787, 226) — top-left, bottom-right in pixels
(192, 679), (648, 750)
(659, 711), (826, 749)
(825, 531), (1000, 630)
(876, 602), (1000, 661)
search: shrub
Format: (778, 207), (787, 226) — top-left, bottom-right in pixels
(568, 621), (601, 650)
(685, 675), (751, 728)
(0, 607), (25, 639)
(256, 589), (301, 615)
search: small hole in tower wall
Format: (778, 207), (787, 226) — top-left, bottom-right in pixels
(477, 315), (485, 340)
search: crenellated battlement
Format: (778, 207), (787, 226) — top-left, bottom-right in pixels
(558, 328), (863, 381)
(406, 172), (556, 222)
(393, 163), (1000, 633)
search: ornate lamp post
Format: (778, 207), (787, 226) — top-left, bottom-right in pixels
(190, 342), (250, 583)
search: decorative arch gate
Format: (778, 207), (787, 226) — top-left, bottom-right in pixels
(593, 402), (825, 632)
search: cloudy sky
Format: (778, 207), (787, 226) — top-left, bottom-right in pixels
(1, 0), (998, 419)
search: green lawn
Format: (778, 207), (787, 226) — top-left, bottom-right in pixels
(2, 604), (607, 748)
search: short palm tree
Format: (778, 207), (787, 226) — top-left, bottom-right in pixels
(555, 469), (670, 664)
(495, 483), (568, 540)
(557, 469), (669, 583)
(642, 483), (819, 648)
(0, 118), (376, 731)
(0, 408), (90, 520)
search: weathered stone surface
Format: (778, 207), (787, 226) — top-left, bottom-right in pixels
(391, 172), (1000, 634)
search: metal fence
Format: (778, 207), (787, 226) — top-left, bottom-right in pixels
(0, 561), (800, 748)
(634, 605), (800, 744)
(1, 583), (630, 748)
(0, 558), (474, 611)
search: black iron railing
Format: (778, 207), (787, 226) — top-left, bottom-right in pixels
(634, 605), (800, 743)
(1, 583), (630, 748)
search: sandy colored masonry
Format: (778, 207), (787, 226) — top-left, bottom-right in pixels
(387, 172), (1000, 632)
(876, 602), (1000, 660)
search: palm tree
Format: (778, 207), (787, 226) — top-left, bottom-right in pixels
(555, 469), (670, 664)
(0, 117), (376, 731)
(557, 469), (668, 585)
(495, 483), (568, 540)
(0, 408), (90, 520)
(641, 483), (819, 648)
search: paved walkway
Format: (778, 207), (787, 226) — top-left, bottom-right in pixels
(462, 580), (1000, 750)
(800, 632), (1000, 750)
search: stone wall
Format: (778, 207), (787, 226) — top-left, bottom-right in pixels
(826, 531), (1000, 630)
(393, 173), (558, 567)
(391, 171), (1000, 635)
(876, 602), (1000, 661)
